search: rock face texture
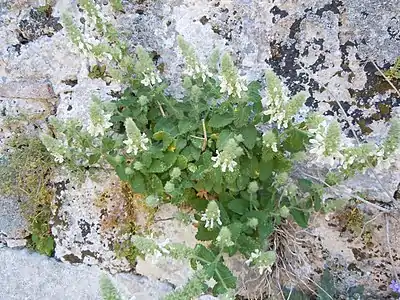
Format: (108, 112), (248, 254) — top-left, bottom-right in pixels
(0, 247), (173, 300)
(0, 0), (399, 299)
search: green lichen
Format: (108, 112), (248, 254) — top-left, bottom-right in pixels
(0, 134), (55, 256)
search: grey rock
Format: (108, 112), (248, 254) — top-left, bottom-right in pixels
(5, 238), (27, 248)
(0, 247), (173, 300)
(0, 195), (29, 240)
(0, 80), (56, 99)
(17, 6), (63, 43)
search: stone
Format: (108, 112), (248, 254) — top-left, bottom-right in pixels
(5, 238), (27, 248)
(135, 204), (198, 287)
(0, 80), (56, 100)
(0, 195), (29, 241)
(51, 173), (132, 273)
(0, 247), (173, 300)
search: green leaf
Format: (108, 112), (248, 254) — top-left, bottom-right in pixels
(141, 151), (152, 168)
(237, 235), (261, 256)
(175, 138), (188, 151)
(116, 164), (128, 181)
(213, 262), (237, 294)
(282, 128), (308, 153)
(195, 225), (219, 241)
(147, 174), (164, 194)
(241, 125), (258, 149)
(290, 208), (309, 228)
(129, 172), (146, 193)
(228, 222), (243, 241)
(317, 269), (336, 300)
(236, 174), (250, 191)
(298, 178), (313, 193)
(100, 276), (123, 300)
(88, 153), (101, 165)
(191, 138), (203, 149)
(247, 81), (262, 103)
(259, 160), (273, 182)
(259, 218), (274, 241)
(148, 152), (177, 173)
(233, 105), (252, 128)
(194, 244), (216, 263)
(178, 119), (198, 134)
(242, 156), (259, 179)
(216, 129), (234, 149)
(175, 155), (188, 169)
(153, 131), (174, 150)
(208, 113), (235, 128)
(227, 198), (248, 215)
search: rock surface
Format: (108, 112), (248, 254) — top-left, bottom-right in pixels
(0, 247), (173, 300)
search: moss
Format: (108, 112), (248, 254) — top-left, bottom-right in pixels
(0, 135), (55, 256)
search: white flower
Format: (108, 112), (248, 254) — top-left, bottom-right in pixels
(265, 142), (278, 153)
(211, 150), (237, 172)
(141, 72), (162, 87)
(88, 111), (113, 137)
(309, 133), (325, 156)
(123, 133), (149, 155)
(245, 249), (261, 266)
(245, 249), (275, 275)
(200, 201), (222, 230)
(123, 138), (139, 155)
(139, 133), (149, 150)
(52, 153), (64, 163)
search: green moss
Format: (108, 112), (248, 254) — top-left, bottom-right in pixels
(0, 135), (55, 256)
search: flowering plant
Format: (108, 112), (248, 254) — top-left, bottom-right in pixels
(41, 1), (400, 298)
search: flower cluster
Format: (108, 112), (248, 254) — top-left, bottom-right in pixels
(245, 249), (276, 275)
(177, 35), (212, 82)
(123, 118), (149, 155)
(308, 120), (344, 167)
(87, 99), (113, 137)
(212, 138), (244, 172)
(263, 71), (306, 129)
(134, 46), (162, 87)
(201, 201), (222, 230)
(216, 226), (234, 247)
(219, 53), (248, 99)
(262, 130), (278, 153)
(40, 134), (68, 163)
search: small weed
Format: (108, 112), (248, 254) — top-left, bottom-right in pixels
(384, 57), (400, 80)
(89, 64), (107, 80)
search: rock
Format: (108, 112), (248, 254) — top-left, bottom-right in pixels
(0, 195), (29, 241)
(0, 80), (56, 100)
(51, 174), (132, 273)
(0, 247), (173, 300)
(17, 6), (63, 43)
(5, 238), (27, 248)
(135, 204), (198, 287)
